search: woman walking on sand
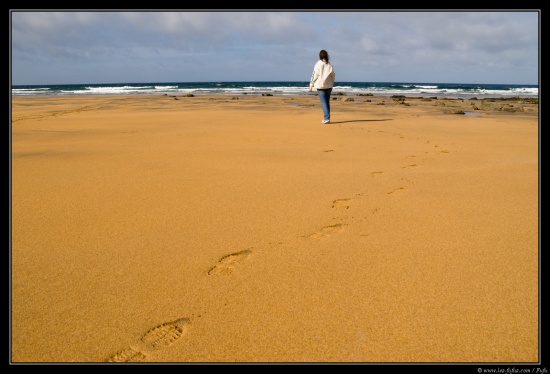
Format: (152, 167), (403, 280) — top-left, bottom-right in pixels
(308, 49), (336, 124)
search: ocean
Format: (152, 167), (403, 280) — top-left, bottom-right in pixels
(11, 81), (538, 99)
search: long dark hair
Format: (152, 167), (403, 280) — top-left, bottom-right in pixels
(319, 50), (329, 62)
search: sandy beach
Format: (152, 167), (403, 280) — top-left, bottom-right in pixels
(10, 93), (539, 363)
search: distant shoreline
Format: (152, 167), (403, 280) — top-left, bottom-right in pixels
(10, 81), (539, 100)
(10, 91), (540, 101)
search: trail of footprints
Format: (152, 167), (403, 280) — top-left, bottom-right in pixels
(105, 142), (448, 362)
(106, 249), (254, 362)
(307, 139), (450, 239)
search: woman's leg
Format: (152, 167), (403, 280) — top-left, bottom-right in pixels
(317, 88), (332, 121)
(318, 89), (332, 122)
(325, 88), (332, 120)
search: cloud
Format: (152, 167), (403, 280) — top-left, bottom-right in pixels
(10, 10), (539, 85)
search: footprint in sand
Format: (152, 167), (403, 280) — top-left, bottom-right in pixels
(207, 249), (252, 276)
(387, 187), (408, 195)
(308, 223), (348, 240)
(332, 198), (351, 209)
(371, 171), (384, 177)
(106, 317), (191, 362)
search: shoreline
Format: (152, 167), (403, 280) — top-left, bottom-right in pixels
(11, 80), (539, 101)
(11, 93), (540, 116)
(11, 91), (540, 101)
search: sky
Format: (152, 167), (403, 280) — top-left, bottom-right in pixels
(10, 10), (540, 86)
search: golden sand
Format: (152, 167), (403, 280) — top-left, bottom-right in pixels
(10, 94), (539, 363)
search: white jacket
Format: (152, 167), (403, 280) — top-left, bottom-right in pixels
(309, 59), (335, 89)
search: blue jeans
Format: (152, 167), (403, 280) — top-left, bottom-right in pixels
(318, 88), (332, 121)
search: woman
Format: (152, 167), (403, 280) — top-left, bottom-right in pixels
(308, 50), (336, 124)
